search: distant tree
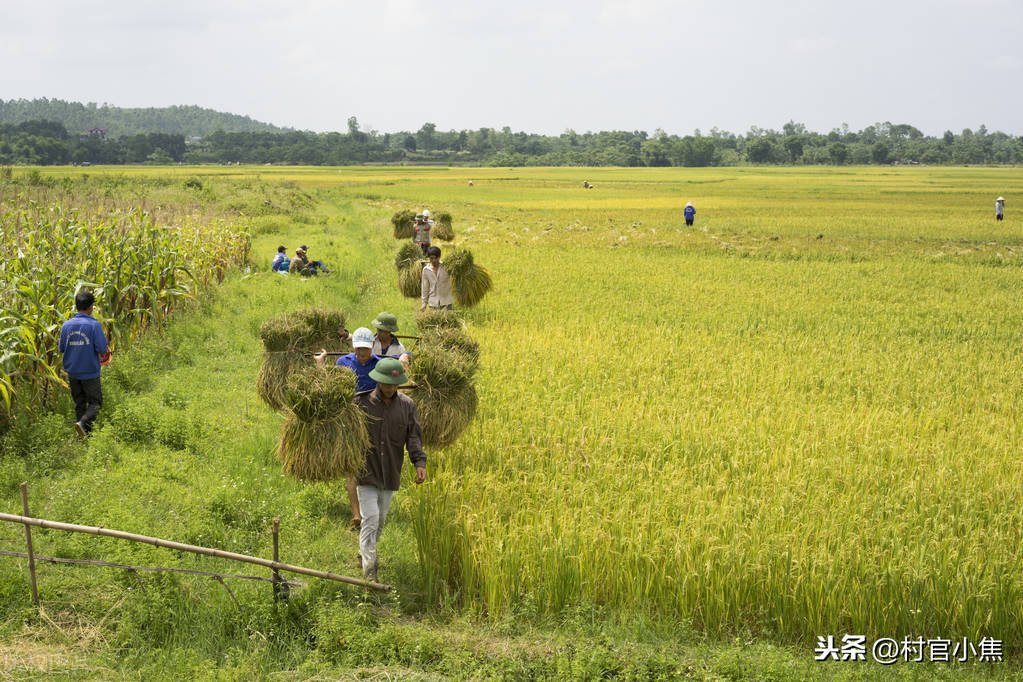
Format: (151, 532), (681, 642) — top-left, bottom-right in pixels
(782, 120), (807, 136)
(829, 142), (849, 165)
(747, 137), (780, 163)
(416, 122), (436, 152)
(871, 142), (891, 164)
(146, 148), (173, 164)
(783, 135), (806, 163)
(641, 138), (671, 166)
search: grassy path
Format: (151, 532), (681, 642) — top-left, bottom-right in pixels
(0, 190), (1015, 679)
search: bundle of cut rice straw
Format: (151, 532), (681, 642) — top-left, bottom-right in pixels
(433, 212), (455, 241)
(392, 209), (416, 239)
(415, 308), (463, 332)
(276, 364), (369, 482)
(421, 326), (480, 373)
(395, 242), (424, 298)
(407, 346), (477, 448)
(444, 248), (492, 308)
(257, 308), (347, 411)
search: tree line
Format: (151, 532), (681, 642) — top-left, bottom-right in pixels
(0, 98), (285, 137)
(2, 117), (1022, 167)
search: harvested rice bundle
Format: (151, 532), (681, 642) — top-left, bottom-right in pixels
(257, 315), (309, 411)
(395, 242), (424, 298)
(392, 209), (416, 239)
(445, 248), (492, 308)
(398, 262), (423, 298)
(433, 213), (454, 241)
(276, 365), (369, 482)
(422, 326), (479, 373)
(394, 241), (422, 271)
(295, 308), (348, 352)
(407, 346), (477, 448)
(415, 308), (463, 332)
(257, 309), (348, 410)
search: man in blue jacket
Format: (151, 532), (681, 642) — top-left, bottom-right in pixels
(58, 291), (109, 437)
(271, 245), (290, 272)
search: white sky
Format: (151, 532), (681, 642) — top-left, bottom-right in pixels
(2, 0), (1021, 136)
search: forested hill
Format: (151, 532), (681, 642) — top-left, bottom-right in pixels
(0, 98), (287, 137)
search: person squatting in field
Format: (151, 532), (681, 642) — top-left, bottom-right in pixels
(352, 357), (426, 582)
(59, 291), (110, 437)
(420, 246), (453, 311)
(413, 210), (433, 256)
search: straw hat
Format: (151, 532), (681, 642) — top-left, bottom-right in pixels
(997, 197), (1005, 202)
(686, 201), (694, 207)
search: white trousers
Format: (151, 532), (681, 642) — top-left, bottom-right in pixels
(357, 485), (395, 572)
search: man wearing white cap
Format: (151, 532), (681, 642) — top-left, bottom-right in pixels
(315, 327), (380, 393)
(315, 327), (382, 529)
(996, 197), (1005, 221)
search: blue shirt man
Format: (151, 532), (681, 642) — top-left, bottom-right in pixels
(314, 327), (380, 393)
(271, 246), (290, 272)
(684, 202), (696, 226)
(58, 292), (109, 436)
(336, 352), (381, 393)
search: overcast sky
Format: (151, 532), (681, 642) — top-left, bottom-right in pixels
(2, 0), (1021, 137)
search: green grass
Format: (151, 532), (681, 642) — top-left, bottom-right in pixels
(1, 166), (1021, 678)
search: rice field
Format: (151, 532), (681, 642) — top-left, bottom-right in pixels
(11, 164), (1023, 650)
(326, 166), (1023, 646)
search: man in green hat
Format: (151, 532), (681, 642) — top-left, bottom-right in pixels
(370, 312), (411, 371)
(354, 357), (426, 582)
(336, 313), (412, 532)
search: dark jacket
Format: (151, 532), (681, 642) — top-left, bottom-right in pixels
(354, 387), (426, 491)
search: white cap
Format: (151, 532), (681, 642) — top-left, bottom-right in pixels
(352, 327), (374, 349)
(422, 209), (430, 218)
(997, 197), (1005, 201)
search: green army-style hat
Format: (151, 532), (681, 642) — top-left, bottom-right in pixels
(372, 312), (399, 332)
(370, 357), (408, 385)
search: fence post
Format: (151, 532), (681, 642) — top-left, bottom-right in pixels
(271, 517), (287, 601)
(20, 482), (39, 606)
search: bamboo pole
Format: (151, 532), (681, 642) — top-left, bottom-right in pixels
(0, 512), (388, 591)
(303, 353), (406, 358)
(19, 483), (38, 605)
(0, 549), (300, 587)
